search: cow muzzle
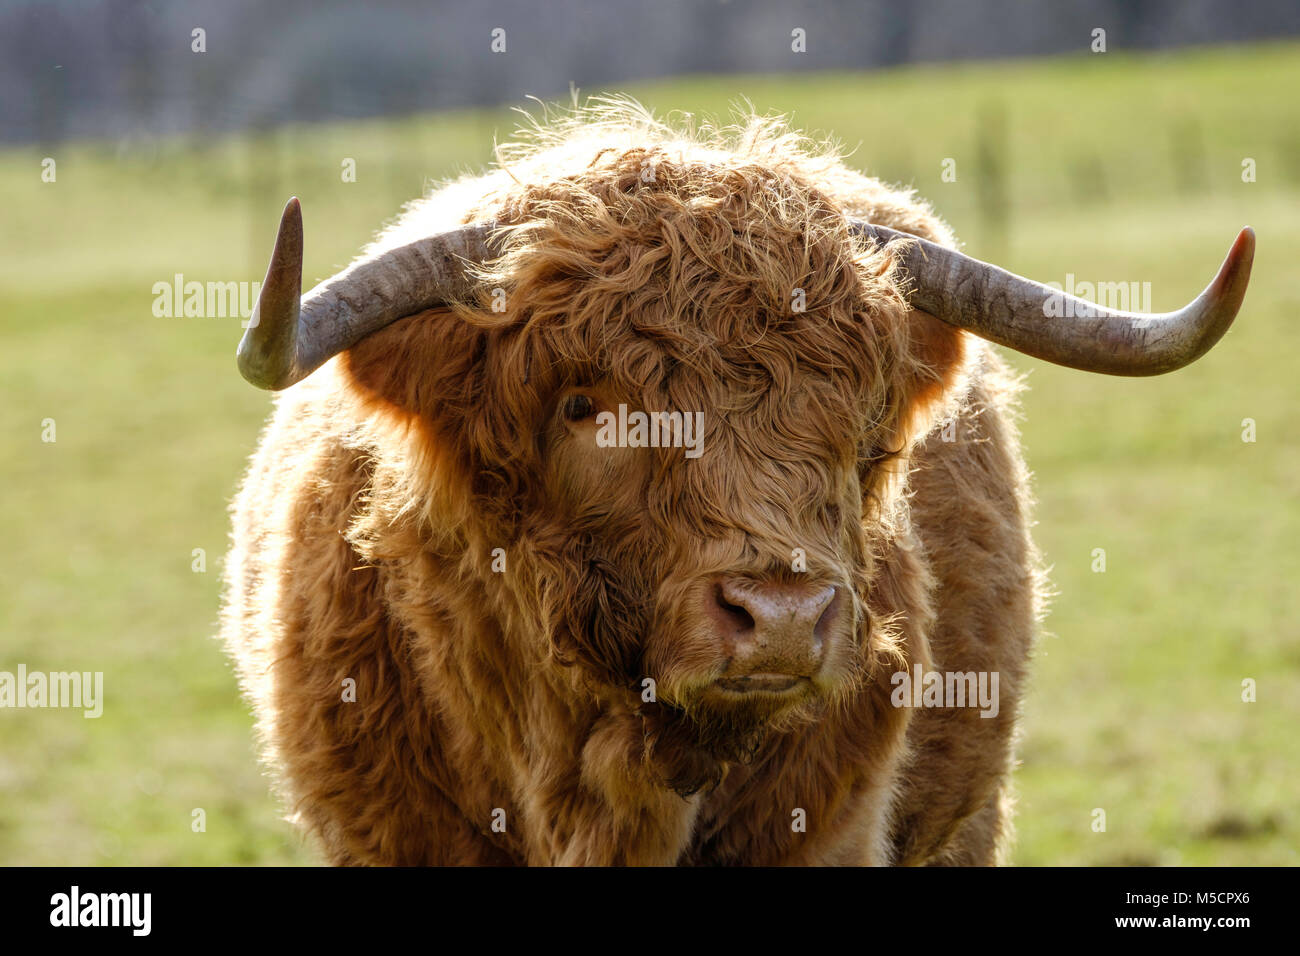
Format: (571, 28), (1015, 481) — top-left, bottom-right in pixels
(703, 578), (847, 694)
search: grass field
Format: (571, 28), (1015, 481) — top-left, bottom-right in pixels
(1, 42), (1297, 865)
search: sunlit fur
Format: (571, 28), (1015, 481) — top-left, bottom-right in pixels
(220, 101), (1044, 865)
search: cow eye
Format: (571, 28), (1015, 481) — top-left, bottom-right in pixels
(560, 394), (597, 422)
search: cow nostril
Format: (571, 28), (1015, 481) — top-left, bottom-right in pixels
(812, 587), (841, 644)
(713, 585), (756, 633)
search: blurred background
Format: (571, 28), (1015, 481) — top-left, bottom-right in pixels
(1, 0), (1297, 865)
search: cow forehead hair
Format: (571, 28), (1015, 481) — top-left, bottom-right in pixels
(450, 117), (912, 411)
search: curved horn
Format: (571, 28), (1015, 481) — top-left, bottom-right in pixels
(238, 197), (499, 390)
(853, 222), (1254, 375)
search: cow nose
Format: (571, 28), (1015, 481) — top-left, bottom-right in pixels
(707, 578), (842, 684)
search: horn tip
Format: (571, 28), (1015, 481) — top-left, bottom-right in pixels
(1214, 226), (1255, 296)
(282, 196), (302, 231)
(1236, 225), (1255, 258)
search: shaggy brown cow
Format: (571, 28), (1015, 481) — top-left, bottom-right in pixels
(220, 104), (1252, 865)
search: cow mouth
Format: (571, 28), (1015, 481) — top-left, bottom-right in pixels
(713, 674), (809, 694)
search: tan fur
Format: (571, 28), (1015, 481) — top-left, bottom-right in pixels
(220, 102), (1043, 866)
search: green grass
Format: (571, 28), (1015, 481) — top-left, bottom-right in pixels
(2, 42), (1297, 865)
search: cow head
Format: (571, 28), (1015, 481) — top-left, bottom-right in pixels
(238, 121), (1252, 793)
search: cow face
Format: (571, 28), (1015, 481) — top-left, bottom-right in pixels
(539, 350), (875, 748)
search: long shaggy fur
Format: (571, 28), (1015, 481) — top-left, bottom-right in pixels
(221, 101), (1044, 865)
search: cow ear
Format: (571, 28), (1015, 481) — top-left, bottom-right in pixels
(892, 308), (972, 450)
(341, 307), (488, 430)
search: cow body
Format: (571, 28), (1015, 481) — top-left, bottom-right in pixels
(221, 109), (1043, 865)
